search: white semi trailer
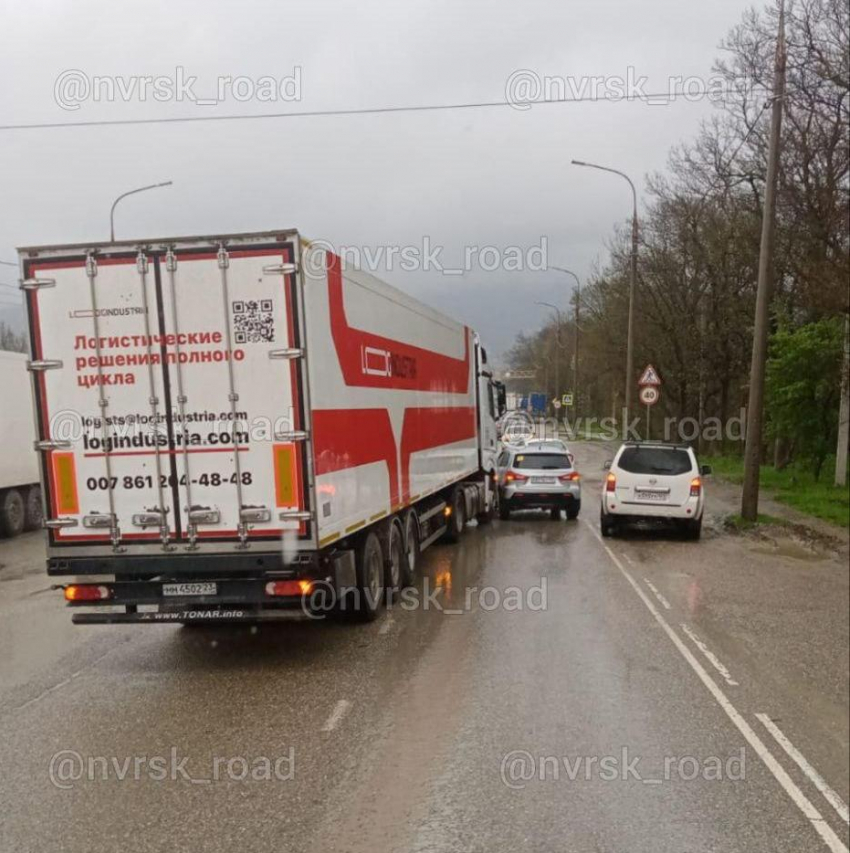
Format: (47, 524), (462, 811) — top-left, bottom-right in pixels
(20, 230), (506, 624)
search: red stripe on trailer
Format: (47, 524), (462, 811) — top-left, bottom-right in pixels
(400, 407), (477, 503)
(312, 409), (400, 508)
(326, 252), (470, 393)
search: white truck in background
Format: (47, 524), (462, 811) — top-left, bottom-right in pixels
(20, 229), (506, 624)
(0, 350), (42, 537)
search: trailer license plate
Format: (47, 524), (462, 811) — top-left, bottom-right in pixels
(163, 582), (217, 597)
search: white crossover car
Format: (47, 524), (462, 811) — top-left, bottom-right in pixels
(600, 442), (711, 539)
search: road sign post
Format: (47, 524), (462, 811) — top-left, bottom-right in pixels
(638, 366), (661, 440)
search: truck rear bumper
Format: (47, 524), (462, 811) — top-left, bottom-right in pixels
(59, 550), (357, 625)
(72, 608), (313, 625)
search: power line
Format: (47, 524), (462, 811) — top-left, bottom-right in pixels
(0, 88), (771, 133)
(0, 260), (18, 267)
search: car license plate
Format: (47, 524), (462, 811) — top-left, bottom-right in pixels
(635, 489), (668, 502)
(163, 582), (217, 597)
(531, 476), (556, 484)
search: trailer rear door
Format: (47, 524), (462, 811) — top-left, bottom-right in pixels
(23, 234), (310, 553)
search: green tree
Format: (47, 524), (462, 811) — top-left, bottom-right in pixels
(766, 318), (844, 479)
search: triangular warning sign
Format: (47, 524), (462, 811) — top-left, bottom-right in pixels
(638, 364), (661, 386)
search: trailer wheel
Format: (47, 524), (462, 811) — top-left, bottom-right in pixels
(385, 519), (404, 599)
(443, 487), (465, 543)
(0, 489), (25, 538)
(401, 510), (420, 587)
(352, 531), (384, 622)
(24, 486), (43, 531)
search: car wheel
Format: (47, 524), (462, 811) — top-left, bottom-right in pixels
(0, 489), (26, 538)
(401, 510), (420, 587)
(499, 495), (511, 521)
(566, 501), (580, 521)
(600, 508), (615, 538)
(550, 507), (561, 520)
(685, 517), (702, 541)
(352, 531), (384, 621)
(444, 487), (466, 543)
(24, 486), (44, 531)
(477, 479), (497, 525)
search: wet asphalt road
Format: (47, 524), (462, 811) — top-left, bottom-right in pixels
(0, 441), (848, 853)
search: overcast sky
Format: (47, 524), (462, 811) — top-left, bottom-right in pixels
(0, 0), (756, 360)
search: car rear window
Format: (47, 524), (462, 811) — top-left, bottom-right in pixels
(616, 447), (693, 475)
(514, 453), (572, 470)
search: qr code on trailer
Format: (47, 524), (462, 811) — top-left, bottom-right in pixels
(231, 299), (275, 343)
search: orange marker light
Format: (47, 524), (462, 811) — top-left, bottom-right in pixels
(64, 585), (111, 602)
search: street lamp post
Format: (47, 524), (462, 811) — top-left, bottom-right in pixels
(536, 300), (563, 410)
(110, 181), (174, 242)
(571, 160), (638, 425)
(551, 266), (581, 418)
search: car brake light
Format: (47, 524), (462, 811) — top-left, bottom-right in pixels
(559, 472), (581, 482)
(690, 477), (702, 497)
(506, 471), (528, 483)
(64, 584), (112, 602)
(265, 580), (314, 597)
(606, 473), (617, 492)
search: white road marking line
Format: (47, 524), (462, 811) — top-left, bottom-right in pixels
(321, 699), (352, 733)
(642, 577), (672, 610)
(379, 617), (394, 636)
(679, 623), (739, 687)
(581, 518), (849, 853)
(756, 713), (850, 825)
(622, 553), (635, 566)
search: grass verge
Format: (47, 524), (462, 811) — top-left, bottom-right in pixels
(710, 455), (849, 528)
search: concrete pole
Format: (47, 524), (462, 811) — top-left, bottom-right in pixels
(742, 3), (786, 521)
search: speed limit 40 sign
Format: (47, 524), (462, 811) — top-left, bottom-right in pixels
(639, 385), (660, 406)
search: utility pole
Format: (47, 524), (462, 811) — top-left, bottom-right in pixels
(835, 312), (849, 487)
(741, 3), (786, 521)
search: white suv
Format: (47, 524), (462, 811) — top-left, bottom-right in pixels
(600, 442), (711, 540)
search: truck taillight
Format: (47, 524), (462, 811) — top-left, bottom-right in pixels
(265, 580), (313, 597)
(605, 473), (617, 492)
(690, 477), (702, 497)
(505, 471), (528, 483)
(65, 584), (111, 602)
(559, 472), (581, 482)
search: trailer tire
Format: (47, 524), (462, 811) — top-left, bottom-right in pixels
(385, 519), (404, 599)
(401, 510), (420, 587)
(0, 489), (25, 538)
(24, 486), (43, 531)
(443, 487), (465, 543)
(351, 531), (384, 622)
